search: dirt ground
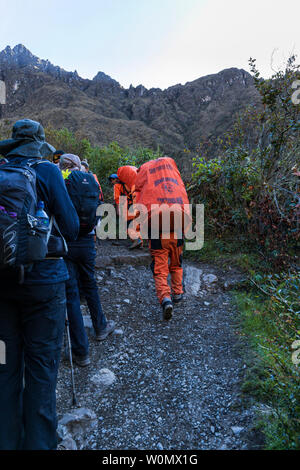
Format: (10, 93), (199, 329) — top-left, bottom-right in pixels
(56, 239), (262, 450)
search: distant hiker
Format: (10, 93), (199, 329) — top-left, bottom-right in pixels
(0, 120), (79, 450)
(108, 173), (119, 184)
(135, 157), (191, 320)
(108, 173), (124, 215)
(60, 154), (115, 367)
(81, 160), (104, 243)
(117, 166), (143, 250)
(81, 159), (89, 172)
(52, 149), (64, 166)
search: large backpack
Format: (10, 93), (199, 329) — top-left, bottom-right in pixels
(65, 170), (100, 235)
(0, 158), (50, 275)
(135, 157), (191, 235)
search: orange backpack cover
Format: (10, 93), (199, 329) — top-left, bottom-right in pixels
(135, 157), (191, 234)
(135, 157), (189, 208)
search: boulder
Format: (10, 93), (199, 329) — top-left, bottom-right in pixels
(91, 368), (117, 387)
(58, 435), (78, 450)
(58, 408), (97, 450)
(202, 274), (218, 288)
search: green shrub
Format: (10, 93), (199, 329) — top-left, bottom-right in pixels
(44, 128), (162, 199)
(189, 56), (300, 267)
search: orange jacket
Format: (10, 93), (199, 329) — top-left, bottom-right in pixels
(117, 166), (137, 193)
(117, 166), (138, 205)
(93, 173), (104, 202)
(114, 183), (127, 206)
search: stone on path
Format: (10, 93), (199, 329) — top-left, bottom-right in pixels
(95, 252), (151, 269)
(82, 315), (93, 329)
(58, 435), (78, 450)
(113, 328), (124, 336)
(202, 274), (218, 288)
(58, 407), (97, 450)
(231, 426), (244, 435)
(91, 368), (116, 387)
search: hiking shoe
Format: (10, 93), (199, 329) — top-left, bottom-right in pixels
(95, 320), (116, 341)
(129, 239), (143, 250)
(162, 298), (173, 321)
(72, 354), (91, 367)
(172, 293), (184, 303)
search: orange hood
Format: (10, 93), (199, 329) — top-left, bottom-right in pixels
(117, 166), (138, 191)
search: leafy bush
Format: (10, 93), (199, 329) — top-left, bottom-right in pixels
(189, 57), (300, 267)
(44, 127), (162, 199)
(88, 143), (162, 197)
(188, 57), (300, 449)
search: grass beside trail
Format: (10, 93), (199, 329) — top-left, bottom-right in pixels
(186, 236), (300, 450)
(185, 236), (264, 272)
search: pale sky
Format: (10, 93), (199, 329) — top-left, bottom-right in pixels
(0, 0), (299, 89)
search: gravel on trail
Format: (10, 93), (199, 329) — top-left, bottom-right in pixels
(56, 239), (261, 450)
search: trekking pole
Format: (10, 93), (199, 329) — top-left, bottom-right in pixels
(65, 311), (77, 407)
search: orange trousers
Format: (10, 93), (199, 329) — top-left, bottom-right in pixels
(121, 204), (143, 244)
(149, 233), (184, 304)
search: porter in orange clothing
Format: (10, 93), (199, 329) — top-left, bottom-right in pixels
(135, 157), (191, 320)
(117, 166), (143, 249)
(149, 235), (184, 304)
(114, 182), (128, 210)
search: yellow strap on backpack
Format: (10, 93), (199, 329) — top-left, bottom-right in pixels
(62, 169), (71, 180)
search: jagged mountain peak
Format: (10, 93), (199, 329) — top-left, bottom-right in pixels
(0, 44), (259, 160)
(0, 44), (122, 86)
(185, 67), (251, 87)
(0, 44), (77, 78)
(12, 44), (33, 55)
(0, 44), (37, 63)
(93, 71), (120, 86)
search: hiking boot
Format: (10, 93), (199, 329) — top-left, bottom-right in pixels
(72, 354), (91, 367)
(172, 293), (184, 303)
(95, 320), (116, 341)
(129, 239), (143, 250)
(162, 298), (173, 321)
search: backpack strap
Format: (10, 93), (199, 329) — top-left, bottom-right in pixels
(28, 160), (68, 255)
(47, 217), (54, 243)
(27, 159), (49, 168)
(53, 217), (68, 254)
(120, 182), (133, 204)
(45, 216), (68, 259)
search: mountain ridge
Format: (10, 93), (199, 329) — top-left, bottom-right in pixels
(0, 44), (260, 165)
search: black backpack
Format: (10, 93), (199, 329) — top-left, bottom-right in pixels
(0, 158), (50, 276)
(65, 171), (100, 235)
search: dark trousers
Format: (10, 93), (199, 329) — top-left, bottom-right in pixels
(65, 235), (106, 357)
(0, 282), (66, 450)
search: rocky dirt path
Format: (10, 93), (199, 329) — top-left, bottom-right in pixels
(56, 239), (260, 450)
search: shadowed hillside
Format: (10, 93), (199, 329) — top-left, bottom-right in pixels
(0, 44), (259, 165)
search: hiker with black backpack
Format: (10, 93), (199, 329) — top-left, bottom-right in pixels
(60, 154), (116, 367)
(81, 159), (104, 204)
(0, 120), (80, 450)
